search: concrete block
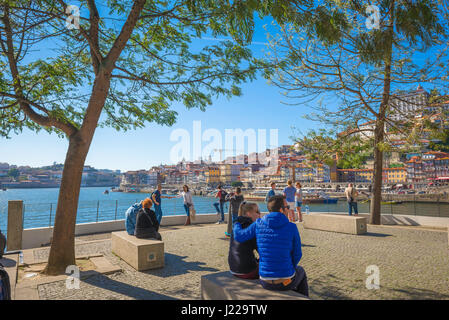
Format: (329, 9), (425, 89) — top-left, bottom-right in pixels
(111, 231), (164, 271)
(7, 200), (23, 250)
(201, 271), (309, 300)
(303, 213), (367, 235)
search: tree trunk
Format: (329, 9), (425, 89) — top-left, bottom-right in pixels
(369, 121), (385, 225)
(43, 136), (89, 275)
(369, 1), (394, 225)
(43, 71), (112, 275)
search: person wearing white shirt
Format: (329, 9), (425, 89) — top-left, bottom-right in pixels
(175, 185), (194, 225)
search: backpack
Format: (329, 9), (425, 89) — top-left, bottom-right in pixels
(0, 263), (11, 300)
(125, 203), (142, 235)
(0, 229), (6, 259)
(219, 190), (228, 202)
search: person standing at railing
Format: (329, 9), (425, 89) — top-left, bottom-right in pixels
(283, 180), (297, 222)
(174, 185), (194, 226)
(295, 182), (303, 222)
(151, 184), (174, 225)
(345, 183), (359, 216)
(225, 187), (245, 237)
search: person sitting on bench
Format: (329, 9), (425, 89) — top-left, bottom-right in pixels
(135, 198), (162, 241)
(228, 202), (260, 279)
(233, 195), (309, 297)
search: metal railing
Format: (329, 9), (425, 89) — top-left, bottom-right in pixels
(1, 195), (448, 235)
(18, 197), (231, 231)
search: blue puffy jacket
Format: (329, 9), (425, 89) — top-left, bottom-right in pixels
(233, 211), (302, 279)
(125, 202), (142, 235)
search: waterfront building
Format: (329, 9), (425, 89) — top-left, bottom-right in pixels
(389, 85), (429, 122)
(205, 166), (220, 185)
(406, 151), (449, 186)
(383, 167), (408, 184)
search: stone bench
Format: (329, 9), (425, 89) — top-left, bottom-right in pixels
(111, 231), (164, 271)
(201, 271), (309, 300)
(303, 213), (367, 235)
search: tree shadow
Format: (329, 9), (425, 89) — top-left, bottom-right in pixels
(141, 253), (220, 278)
(301, 243), (316, 247)
(362, 232), (392, 238)
(0, 256), (17, 268)
(388, 286), (449, 300)
(81, 271), (178, 300)
(308, 273), (354, 300)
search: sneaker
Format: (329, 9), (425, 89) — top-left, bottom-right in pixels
(224, 232), (231, 237)
(215, 220), (222, 224)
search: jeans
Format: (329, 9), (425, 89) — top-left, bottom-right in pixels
(348, 202), (358, 215)
(154, 204), (163, 224)
(260, 266), (309, 297)
(183, 204), (190, 217)
(213, 202), (225, 221)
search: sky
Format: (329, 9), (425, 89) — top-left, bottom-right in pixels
(0, 8), (318, 172)
(0, 2), (442, 172)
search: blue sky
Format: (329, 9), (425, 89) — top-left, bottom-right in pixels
(0, 12), (317, 171)
(0, 3), (442, 172)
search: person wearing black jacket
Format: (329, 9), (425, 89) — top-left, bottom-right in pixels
(228, 202), (260, 279)
(225, 187), (244, 237)
(134, 198), (162, 240)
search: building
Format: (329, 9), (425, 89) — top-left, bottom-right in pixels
(389, 85), (429, 122)
(383, 167), (407, 184)
(337, 169), (373, 183)
(205, 166), (220, 185)
(406, 151), (449, 186)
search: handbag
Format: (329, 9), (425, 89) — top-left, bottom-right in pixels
(190, 204), (196, 221)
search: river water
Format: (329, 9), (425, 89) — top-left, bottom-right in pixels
(1, 187), (447, 234)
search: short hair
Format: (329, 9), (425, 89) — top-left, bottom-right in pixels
(287, 180), (293, 186)
(267, 195), (285, 213)
(235, 187), (241, 194)
(271, 182), (276, 187)
(142, 198), (153, 209)
(218, 185), (222, 189)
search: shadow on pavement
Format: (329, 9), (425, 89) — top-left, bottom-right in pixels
(389, 286), (449, 299)
(82, 271), (178, 300)
(362, 232), (392, 238)
(142, 253), (220, 278)
(0, 256), (17, 268)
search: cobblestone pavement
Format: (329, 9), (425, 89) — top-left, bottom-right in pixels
(37, 224), (449, 300)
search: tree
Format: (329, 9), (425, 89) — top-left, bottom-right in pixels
(7, 167), (19, 180)
(231, 181), (243, 187)
(262, 0), (448, 224)
(0, 0), (277, 274)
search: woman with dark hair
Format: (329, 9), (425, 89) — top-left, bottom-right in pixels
(175, 185), (194, 226)
(134, 198), (162, 240)
(225, 187), (244, 237)
(228, 201), (260, 279)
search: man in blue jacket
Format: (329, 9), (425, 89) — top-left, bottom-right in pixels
(233, 195), (309, 296)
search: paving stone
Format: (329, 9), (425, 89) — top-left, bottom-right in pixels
(36, 223), (449, 300)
